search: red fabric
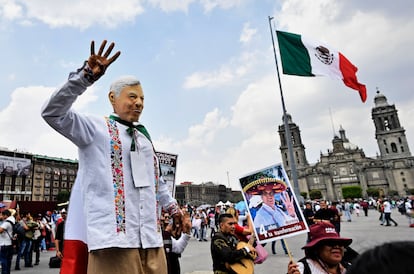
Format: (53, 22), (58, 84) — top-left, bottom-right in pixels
(339, 52), (367, 103)
(60, 240), (88, 274)
(234, 224), (248, 242)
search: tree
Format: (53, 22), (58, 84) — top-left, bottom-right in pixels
(366, 187), (380, 198)
(342, 186), (362, 199)
(309, 189), (322, 200)
(388, 189), (399, 197)
(57, 190), (70, 204)
(300, 192), (308, 199)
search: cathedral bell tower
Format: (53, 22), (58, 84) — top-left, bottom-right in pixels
(278, 113), (308, 171)
(371, 90), (411, 160)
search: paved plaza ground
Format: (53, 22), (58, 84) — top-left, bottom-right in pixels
(12, 207), (412, 274)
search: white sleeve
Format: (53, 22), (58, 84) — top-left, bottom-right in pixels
(41, 66), (96, 147)
(171, 233), (191, 254)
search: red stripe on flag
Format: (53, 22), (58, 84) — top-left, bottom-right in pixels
(339, 53), (367, 102)
(60, 239), (88, 274)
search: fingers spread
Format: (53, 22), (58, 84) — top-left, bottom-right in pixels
(108, 51), (121, 65)
(90, 40), (95, 55)
(97, 40), (107, 56)
(104, 42), (115, 58)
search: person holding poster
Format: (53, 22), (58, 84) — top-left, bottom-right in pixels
(287, 222), (353, 274)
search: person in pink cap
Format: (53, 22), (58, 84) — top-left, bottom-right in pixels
(287, 222), (353, 274)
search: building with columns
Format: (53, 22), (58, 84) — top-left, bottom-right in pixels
(278, 91), (414, 201)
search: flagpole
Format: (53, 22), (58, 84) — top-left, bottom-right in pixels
(268, 16), (301, 203)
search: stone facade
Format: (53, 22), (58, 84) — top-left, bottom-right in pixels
(279, 91), (414, 201)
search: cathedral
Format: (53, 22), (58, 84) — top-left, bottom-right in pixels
(278, 91), (414, 201)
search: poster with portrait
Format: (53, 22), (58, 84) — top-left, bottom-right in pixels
(155, 151), (178, 197)
(0, 155), (31, 176)
(239, 163), (308, 244)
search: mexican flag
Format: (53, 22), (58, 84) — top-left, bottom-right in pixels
(276, 30), (367, 103)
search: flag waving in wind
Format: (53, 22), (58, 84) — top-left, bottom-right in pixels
(276, 30), (367, 103)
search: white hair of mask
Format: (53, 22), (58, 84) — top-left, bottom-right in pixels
(109, 75), (141, 97)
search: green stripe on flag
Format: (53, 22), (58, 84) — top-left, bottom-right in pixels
(276, 31), (313, 76)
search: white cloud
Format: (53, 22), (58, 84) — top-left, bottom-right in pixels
(0, 0), (23, 20)
(200, 0), (243, 13)
(11, 0), (145, 29)
(240, 22), (257, 44)
(147, 0), (195, 12)
(183, 50), (260, 89)
(0, 85), (100, 158)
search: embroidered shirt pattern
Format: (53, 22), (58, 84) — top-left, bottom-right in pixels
(106, 117), (126, 233)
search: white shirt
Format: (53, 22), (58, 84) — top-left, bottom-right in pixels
(42, 68), (177, 251)
(0, 216), (15, 246)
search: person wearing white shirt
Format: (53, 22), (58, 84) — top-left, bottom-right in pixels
(0, 210), (15, 274)
(42, 40), (180, 274)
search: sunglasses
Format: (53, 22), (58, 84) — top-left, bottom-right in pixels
(324, 241), (345, 247)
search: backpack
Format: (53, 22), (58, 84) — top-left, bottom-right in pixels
(6, 220), (26, 240)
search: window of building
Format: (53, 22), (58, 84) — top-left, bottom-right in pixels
(45, 167), (52, 173)
(386, 148), (389, 154)
(384, 118), (391, 130)
(25, 179), (31, 186)
(44, 196), (50, 201)
(15, 177), (22, 186)
(53, 168), (60, 175)
(61, 182), (67, 188)
(4, 177), (11, 185)
(4, 186), (11, 192)
(52, 189), (59, 195)
(53, 181), (59, 188)
(401, 146), (405, 152)
(44, 189), (50, 195)
(391, 143), (398, 153)
(14, 186), (20, 192)
(383, 139), (387, 145)
(45, 181), (50, 188)
(25, 187), (31, 192)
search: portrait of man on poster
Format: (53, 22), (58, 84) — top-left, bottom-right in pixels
(240, 164), (308, 243)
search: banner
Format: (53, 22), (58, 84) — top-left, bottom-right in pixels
(155, 151), (178, 197)
(0, 155), (31, 176)
(239, 163), (308, 244)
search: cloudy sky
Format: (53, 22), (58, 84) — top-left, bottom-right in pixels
(1, 0), (413, 190)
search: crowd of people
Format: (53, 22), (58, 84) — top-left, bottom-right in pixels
(0, 206), (67, 274)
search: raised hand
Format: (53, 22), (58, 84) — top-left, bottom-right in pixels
(86, 40), (121, 82)
(281, 191), (297, 217)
